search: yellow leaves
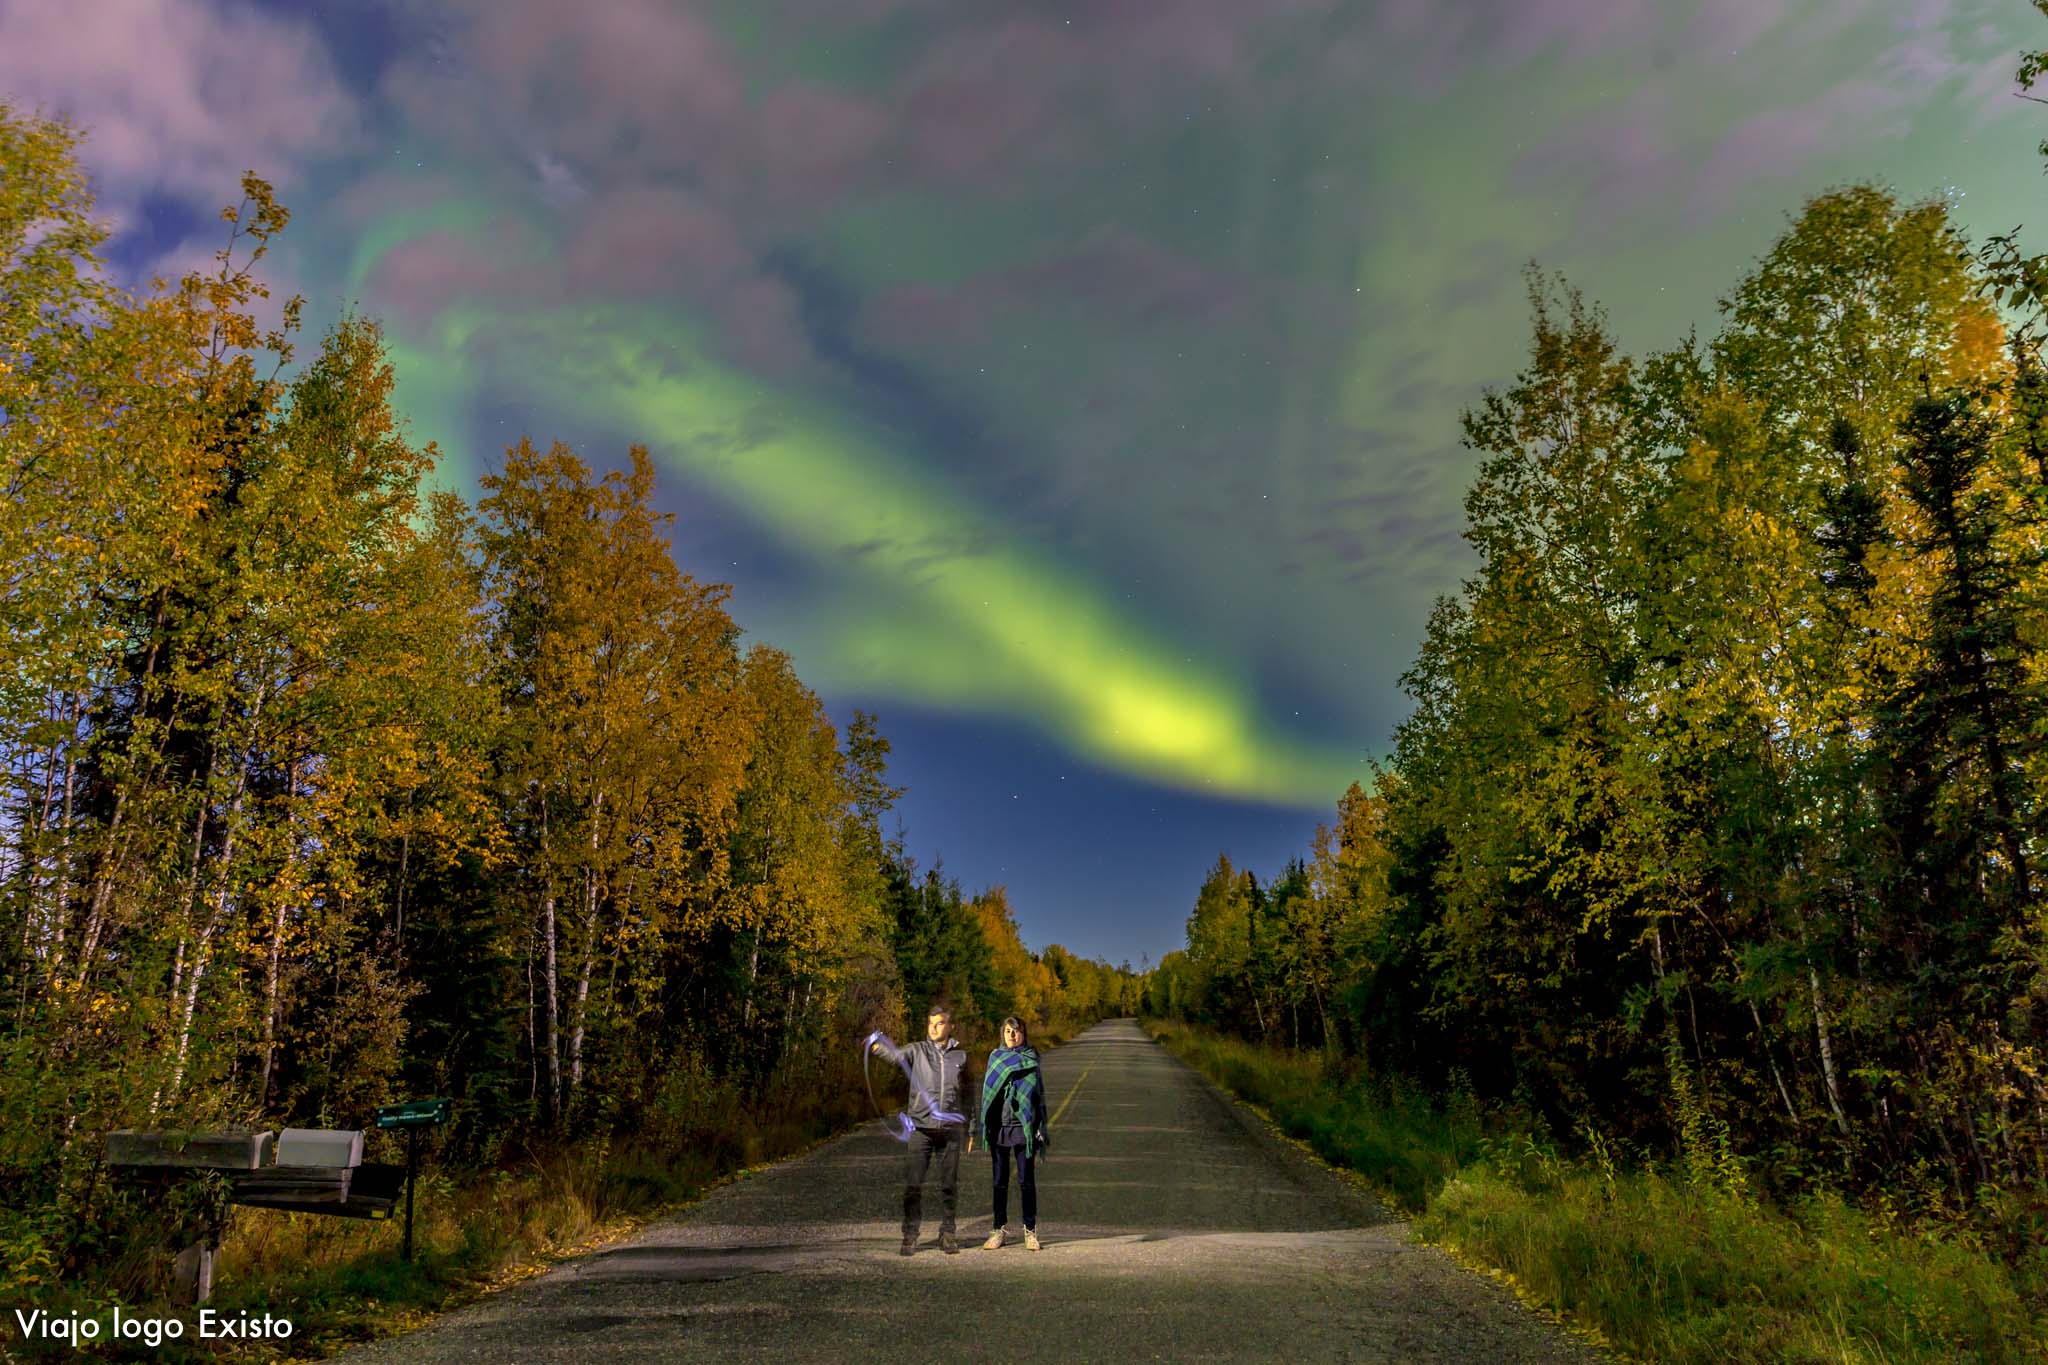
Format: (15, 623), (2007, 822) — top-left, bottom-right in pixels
(1942, 300), (2008, 390)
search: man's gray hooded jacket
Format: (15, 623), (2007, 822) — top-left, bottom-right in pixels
(897, 1036), (978, 1136)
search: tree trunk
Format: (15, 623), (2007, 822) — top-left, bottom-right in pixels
(1809, 966), (1850, 1138)
(257, 761), (301, 1112)
(71, 787), (134, 993)
(743, 932), (761, 1030)
(257, 886), (288, 1113)
(51, 701), (79, 963)
(566, 795), (603, 1104)
(392, 827), (410, 955)
(26, 699), (65, 981)
(164, 786), (245, 1113)
(1748, 999), (1799, 1125)
(9, 745), (38, 1024)
(164, 800), (211, 1019)
(567, 876), (595, 1101)
(542, 891), (560, 1127)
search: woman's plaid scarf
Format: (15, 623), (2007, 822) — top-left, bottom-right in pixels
(981, 1045), (1046, 1158)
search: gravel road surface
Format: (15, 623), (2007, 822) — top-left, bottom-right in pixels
(335, 1019), (1597, 1362)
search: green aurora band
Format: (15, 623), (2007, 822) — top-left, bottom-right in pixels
(379, 281), (1365, 807)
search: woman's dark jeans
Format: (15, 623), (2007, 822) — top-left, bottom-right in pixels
(991, 1142), (1036, 1230)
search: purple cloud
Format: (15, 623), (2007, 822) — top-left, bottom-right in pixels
(1678, 0), (1795, 64)
(562, 186), (752, 293)
(0, 0), (359, 219)
(1327, 0), (1658, 98)
(368, 230), (545, 328)
(1686, 82), (1901, 211)
(865, 229), (1256, 359)
(1503, 0), (2015, 226)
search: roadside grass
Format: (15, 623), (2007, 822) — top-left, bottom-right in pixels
(1146, 1021), (2048, 1364)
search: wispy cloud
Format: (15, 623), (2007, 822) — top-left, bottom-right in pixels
(0, 0), (359, 218)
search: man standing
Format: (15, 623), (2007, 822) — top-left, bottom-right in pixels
(875, 1004), (978, 1255)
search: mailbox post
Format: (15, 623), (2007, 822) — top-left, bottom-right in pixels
(374, 1098), (451, 1261)
(104, 1130), (269, 1305)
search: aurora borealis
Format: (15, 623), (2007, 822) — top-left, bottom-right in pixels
(6, 0), (2043, 964)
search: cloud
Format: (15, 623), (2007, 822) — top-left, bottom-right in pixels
(0, 0), (359, 216)
(1501, 0), (2021, 227)
(345, 178), (820, 375)
(385, 0), (1358, 209)
(561, 186), (748, 292)
(1684, 81), (1905, 212)
(1512, 70), (1904, 227)
(366, 230), (534, 328)
(459, 0), (742, 172)
(1009, 228), (1255, 326)
(383, 0), (891, 216)
(863, 228), (1254, 355)
(752, 84), (893, 206)
(1328, 0), (1658, 96)
(1676, 0), (1791, 63)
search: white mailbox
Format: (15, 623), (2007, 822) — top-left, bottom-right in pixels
(274, 1128), (363, 1168)
(106, 1128), (273, 1169)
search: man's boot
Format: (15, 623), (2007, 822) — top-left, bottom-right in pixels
(939, 1229), (958, 1255)
(899, 1231), (917, 1256)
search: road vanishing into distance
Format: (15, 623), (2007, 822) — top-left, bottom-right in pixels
(338, 1020), (1597, 1362)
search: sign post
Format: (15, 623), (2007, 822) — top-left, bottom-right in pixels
(373, 1098), (452, 1262)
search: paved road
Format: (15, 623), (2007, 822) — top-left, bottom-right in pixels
(338, 1019), (1596, 1362)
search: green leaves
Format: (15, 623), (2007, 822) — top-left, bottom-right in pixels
(2016, 3), (2048, 95)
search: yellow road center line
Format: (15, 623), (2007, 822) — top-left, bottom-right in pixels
(1049, 1059), (1097, 1128)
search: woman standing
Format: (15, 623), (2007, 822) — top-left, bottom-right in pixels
(980, 1016), (1048, 1250)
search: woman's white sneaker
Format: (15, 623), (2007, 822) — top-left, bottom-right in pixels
(1024, 1229), (1041, 1251)
(982, 1228), (1006, 1250)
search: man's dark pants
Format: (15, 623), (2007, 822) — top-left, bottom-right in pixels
(902, 1124), (963, 1238)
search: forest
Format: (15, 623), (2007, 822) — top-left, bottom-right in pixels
(0, 103), (1137, 1295)
(11, 17), (2048, 1351)
(1148, 155), (2048, 1265)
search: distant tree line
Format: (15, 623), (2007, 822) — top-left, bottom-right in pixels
(0, 103), (1135, 1278)
(1151, 177), (2048, 1222)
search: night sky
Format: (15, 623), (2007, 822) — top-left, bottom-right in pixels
(6, 1), (2042, 967)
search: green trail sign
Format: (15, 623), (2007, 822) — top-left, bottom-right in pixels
(374, 1097), (452, 1130)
